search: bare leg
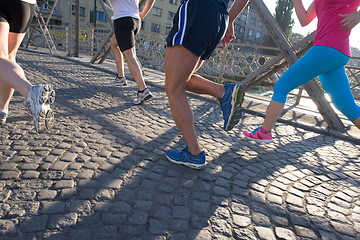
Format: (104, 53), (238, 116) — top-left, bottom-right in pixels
(122, 47), (146, 91)
(165, 45), (202, 156)
(0, 23), (31, 110)
(263, 100), (360, 133)
(261, 100), (285, 131)
(185, 63), (225, 100)
(0, 81), (12, 111)
(110, 35), (125, 78)
(352, 117), (360, 130)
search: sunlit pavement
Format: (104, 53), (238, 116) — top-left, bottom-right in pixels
(0, 49), (360, 240)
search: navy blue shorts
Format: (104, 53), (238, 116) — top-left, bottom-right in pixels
(166, 0), (228, 60)
(0, 0), (35, 33)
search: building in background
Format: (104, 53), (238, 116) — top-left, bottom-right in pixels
(38, 0), (269, 45)
(39, 0), (109, 30)
(39, 0), (178, 34)
(231, 2), (269, 46)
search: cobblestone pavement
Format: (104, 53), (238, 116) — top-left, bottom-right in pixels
(1, 50), (360, 240)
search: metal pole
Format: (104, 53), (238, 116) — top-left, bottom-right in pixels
(94, 0), (97, 28)
(74, 0), (80, 57)
(67, 0), (72, 56)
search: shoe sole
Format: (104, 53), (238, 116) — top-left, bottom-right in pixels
(244, 135), (272, 143)
(134, 94), (152, 105)
(224, 84), (245, 131)
(0, 117), (6, 124)
(37, 85), (55, 133)
(110, 82), (127, 86)
(166, 156), (205, 169)
(38, 108), (54, 133)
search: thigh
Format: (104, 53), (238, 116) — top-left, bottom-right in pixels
(320, 67), (360, 121)
(320, 67), (353, 105)
(165, 45), (200, 91)
(320, 67), (350, 94)
(8, 32), (26, 61)
(276, 46), (350, 91)
(0, 1), (35, 34)
(166, 0), (228, 60)
(114, 17), (138, 52)
(0, 22), (10, 58)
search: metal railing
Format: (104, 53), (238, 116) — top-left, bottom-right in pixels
(23, 26), (360, 109)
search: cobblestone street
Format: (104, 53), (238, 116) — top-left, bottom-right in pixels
(0, 50), (360, 239)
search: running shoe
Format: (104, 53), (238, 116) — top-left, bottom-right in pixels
(133, 88), (152, 105)
(166, 147), (205, 169)
(25, 84), (55, 133)
(219, 83), (245, 131)
(0, 110), (7, 124)
(243, 126), (272, 143)
(110, 76), (127, 86)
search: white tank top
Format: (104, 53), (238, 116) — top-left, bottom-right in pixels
(112, 0), (140, 20)
(21, 0), (37, 4)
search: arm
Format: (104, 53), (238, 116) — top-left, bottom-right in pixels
(293, 0), (316, 27)
(339, 9), (360, 30)
(139, 0), (156, 19)
(222, 0), (250, 47)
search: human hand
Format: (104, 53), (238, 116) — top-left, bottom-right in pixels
(139, 11), (146, 19)
(339, 11), (360, 30)
(222, 24), (236, 47)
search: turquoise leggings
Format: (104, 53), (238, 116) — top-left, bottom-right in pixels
(273, 45), (360, 121)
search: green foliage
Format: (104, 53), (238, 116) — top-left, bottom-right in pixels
(274, 0), (295, 38)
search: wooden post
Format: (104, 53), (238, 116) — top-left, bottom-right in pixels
(90, 0), (116, 63)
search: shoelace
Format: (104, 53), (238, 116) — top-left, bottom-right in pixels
(180, 147), (188, 155)
(251, 125), (262, 135)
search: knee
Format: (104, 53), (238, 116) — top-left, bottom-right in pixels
(333, 100), (360, 121)
(123, 50), (138, 66)
(8, 53), (16, 62)
(110, 36), (118, 50)
(273, 80), (285, 93)
(0, 52), (9, 60)
(272, 79), (292, 103)
(165, 79), (181, 97)
(122, 48), (135, 59)
(164, 81), (172, 96)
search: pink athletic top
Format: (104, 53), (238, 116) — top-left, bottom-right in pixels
(314, 0), (360, 56)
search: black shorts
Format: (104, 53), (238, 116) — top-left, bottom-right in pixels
(166, 0), (228, 60)
(114, 17), (140, 52)
(0, 0), (36, 33)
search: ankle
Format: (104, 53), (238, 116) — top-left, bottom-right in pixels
(186, 146), (202, 156)
(188, 150), (203, 157)
(260, 126), (271, 134)
(138, 88), (147, 93)
(218, 86), (226, 101)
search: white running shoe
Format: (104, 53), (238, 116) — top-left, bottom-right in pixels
(25, 84), (55, 133)
(0, 110), (8, 124)
(110, 76), (127, 86)
(133, 88), (152, 105)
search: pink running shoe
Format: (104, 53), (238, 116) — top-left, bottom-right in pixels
(243, 126), (272, 143)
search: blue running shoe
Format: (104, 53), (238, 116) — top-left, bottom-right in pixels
(166, 147), (205, 169)
(219, 83), (245, 131)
